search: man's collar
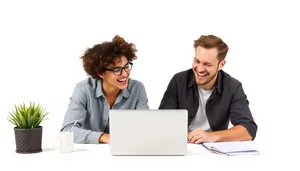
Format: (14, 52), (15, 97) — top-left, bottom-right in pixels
(188, 69), (223, 94)
(215, 71), (223, 94)
(188, 72), (196, 88)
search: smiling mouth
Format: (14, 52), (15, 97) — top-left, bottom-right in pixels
(197, 72), (208, 77)
(117, 78), (127, 83)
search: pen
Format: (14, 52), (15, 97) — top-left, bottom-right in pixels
(70, 121), (77, 132)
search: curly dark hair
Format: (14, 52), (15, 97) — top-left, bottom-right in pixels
(80, 35), (137, 79)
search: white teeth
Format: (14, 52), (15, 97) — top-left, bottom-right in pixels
(198, 73), (207, 77)
(119, 78), (127, 81)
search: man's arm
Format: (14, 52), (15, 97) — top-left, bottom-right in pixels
(188, 83), (257, 143)
(212, 125), (252, 141)
(61, 84), (105, 144)
(227, 83), (257, 140)
(159, 75), (178, 109)
(188, 125), (252, 143)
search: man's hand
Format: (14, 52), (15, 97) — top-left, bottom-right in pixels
(188, 129), (219, 144)
(99, 133), (110, 144)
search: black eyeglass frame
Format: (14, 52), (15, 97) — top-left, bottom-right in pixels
(103, 62), (133, 76)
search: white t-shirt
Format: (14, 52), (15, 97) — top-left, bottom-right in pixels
(188, 86), (214, 132)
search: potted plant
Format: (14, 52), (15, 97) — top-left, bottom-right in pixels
(7, 102), (49, 153)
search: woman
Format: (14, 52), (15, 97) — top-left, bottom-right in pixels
(61, 35), (149, 144)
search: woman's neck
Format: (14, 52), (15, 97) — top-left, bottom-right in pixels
(102, 81), (120, 98)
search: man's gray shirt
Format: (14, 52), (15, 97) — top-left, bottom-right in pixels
(61, 78), (149, 144)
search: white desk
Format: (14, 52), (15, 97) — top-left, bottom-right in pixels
(2, 140), (296, 171)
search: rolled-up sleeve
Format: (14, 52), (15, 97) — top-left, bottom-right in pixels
(60, 84), (103, 144)
(229, 83), (258, 139)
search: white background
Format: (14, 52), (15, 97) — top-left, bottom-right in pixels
(0, 0), (299, 165)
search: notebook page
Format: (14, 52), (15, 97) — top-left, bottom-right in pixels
(203, 141), (258, 153)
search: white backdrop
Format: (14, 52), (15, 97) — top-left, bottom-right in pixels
(0, 0), (299, 161)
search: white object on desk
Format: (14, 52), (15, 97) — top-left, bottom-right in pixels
(109, 109), (188, 156)
(202, 141), (260, 156)
(55, 132), (74, 153)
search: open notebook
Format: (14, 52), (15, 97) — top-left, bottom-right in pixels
(202, 141), (260, 156)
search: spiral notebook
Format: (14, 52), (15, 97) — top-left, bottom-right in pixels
(202, 141), (260, 156)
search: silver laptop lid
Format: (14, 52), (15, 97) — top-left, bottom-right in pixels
(109, 109), (188, 156)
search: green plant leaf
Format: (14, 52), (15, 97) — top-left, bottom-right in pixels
(7, 102), (49, 129)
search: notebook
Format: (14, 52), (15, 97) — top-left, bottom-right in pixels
(202, 141), (260, 156)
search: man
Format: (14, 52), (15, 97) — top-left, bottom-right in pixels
(159, 35), (257, 144)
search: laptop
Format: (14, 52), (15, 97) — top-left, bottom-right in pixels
(109, 109), (188, 156)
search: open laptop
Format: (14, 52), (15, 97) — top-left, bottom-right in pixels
(109, 109), (188, 156)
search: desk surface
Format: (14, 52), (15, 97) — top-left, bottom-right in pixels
(2, 140), (297, 171)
